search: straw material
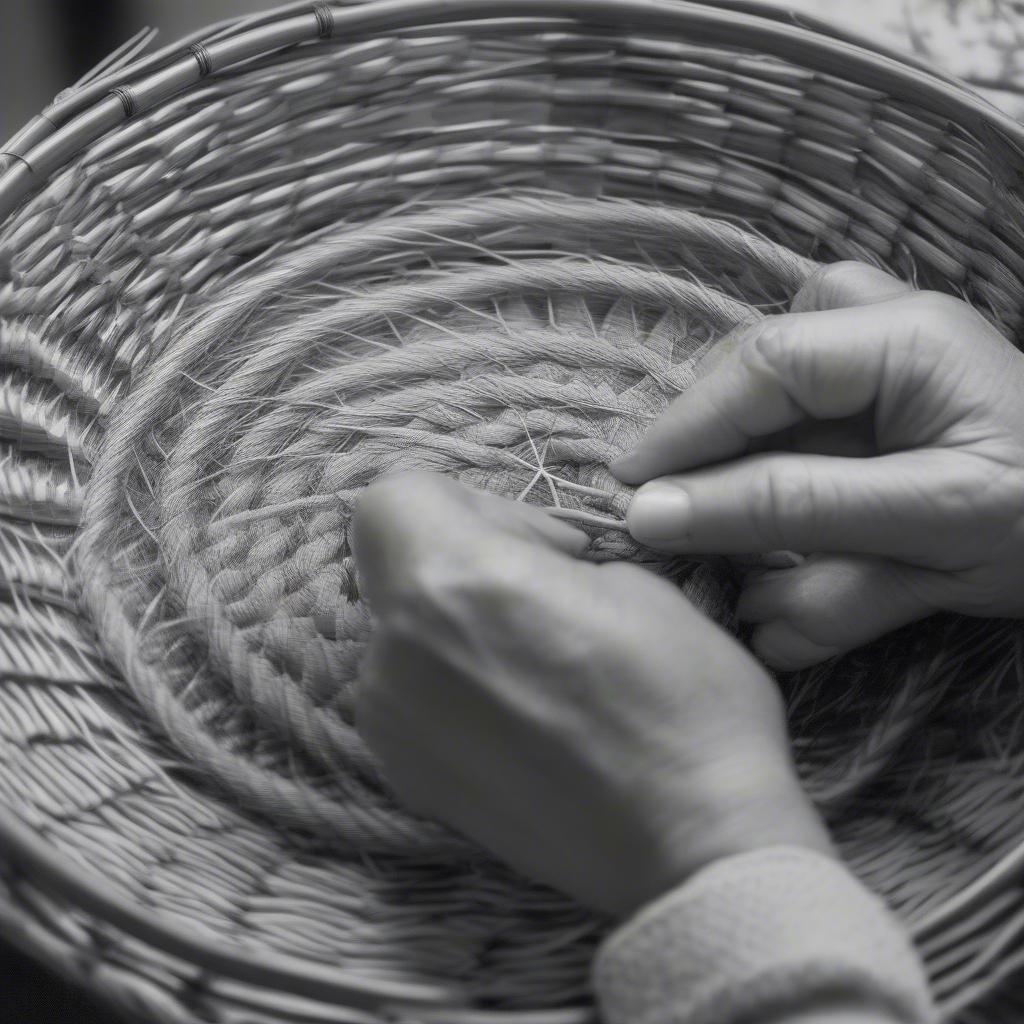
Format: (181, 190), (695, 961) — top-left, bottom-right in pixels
(3, 3), (1024, 1023)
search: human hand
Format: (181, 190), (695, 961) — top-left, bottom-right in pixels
(612, 263), (1024, 671)
(352, 472), (831, 918)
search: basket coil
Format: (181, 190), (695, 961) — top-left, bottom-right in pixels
(3, 3), (1024, 1022)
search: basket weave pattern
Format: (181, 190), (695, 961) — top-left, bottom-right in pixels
(3, 3), (1024, 1022)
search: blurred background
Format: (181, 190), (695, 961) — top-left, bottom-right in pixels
(0, 0), (271, 142)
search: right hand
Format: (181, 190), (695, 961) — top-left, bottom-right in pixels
(612, 263), (1024, 670)
(353, 473), (831, 918)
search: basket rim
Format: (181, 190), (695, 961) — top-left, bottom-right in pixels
(3, 0), (1024, 1017)
(3, 803), (588, 1020)
(1, 0), (1023, 227)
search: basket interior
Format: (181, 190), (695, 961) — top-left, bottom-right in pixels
(3, 5), (1024, 1023)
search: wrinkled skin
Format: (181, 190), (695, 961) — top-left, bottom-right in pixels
(351, 261), (1024, 921)
(614, 263), (1024, 670)
(353, 474), (830, 918)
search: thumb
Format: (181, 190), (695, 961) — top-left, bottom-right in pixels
(624, 449), (956, 561)
(691, 262), (912, 383)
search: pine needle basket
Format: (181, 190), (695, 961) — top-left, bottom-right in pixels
(4, 2), (1024, 1022)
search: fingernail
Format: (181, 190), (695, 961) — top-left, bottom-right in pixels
(627, 481), (691, 542)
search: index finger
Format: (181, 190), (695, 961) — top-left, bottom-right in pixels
(611, 269), (915, 485)
(688, 262), (913, 384)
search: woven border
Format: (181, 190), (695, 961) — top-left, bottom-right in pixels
(2, 0), (1024, 227)
(3, 2), (1024, 1021)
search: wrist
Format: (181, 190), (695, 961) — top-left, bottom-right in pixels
(621, 750), (832, 920)
(594, 846), (935, 1024)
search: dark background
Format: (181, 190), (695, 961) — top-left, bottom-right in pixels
(1, 940), (112, 1022)
(0, 0), (269, 144)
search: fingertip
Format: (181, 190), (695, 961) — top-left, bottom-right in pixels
(477, 489), (591, 556)
(543, 516), (591, 557)
(608, 450), (646, 486)
(625, 480), (693, 547)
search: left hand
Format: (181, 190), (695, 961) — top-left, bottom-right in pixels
(352, 472), (831, 919)
(612, 262), (1024, 671)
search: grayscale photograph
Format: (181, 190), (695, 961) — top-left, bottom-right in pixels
(1, 1), (1023, 1023)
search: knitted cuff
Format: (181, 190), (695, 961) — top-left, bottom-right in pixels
(593, 846), (936, 1024)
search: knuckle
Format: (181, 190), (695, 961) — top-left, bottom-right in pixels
(796, 261), (864, 311)
(744, 317), (812, 392)
(931, 470), (985, 522)
(937, 462), (1020, 527)
(752, 461), (819, 549)
(904, 289), (965, 316)
(900, 291), (972, 343)
(932, 480), (976, 522)
(394, 549), (533, 616)
(746, 318), (788, 366)
(740, 318), (798, 387)
(475, 552), (538, 598)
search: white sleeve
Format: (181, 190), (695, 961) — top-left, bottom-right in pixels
(592, 846), (936, 1024)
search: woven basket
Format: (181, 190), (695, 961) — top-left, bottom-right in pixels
(4, 2), (1024, 1022)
